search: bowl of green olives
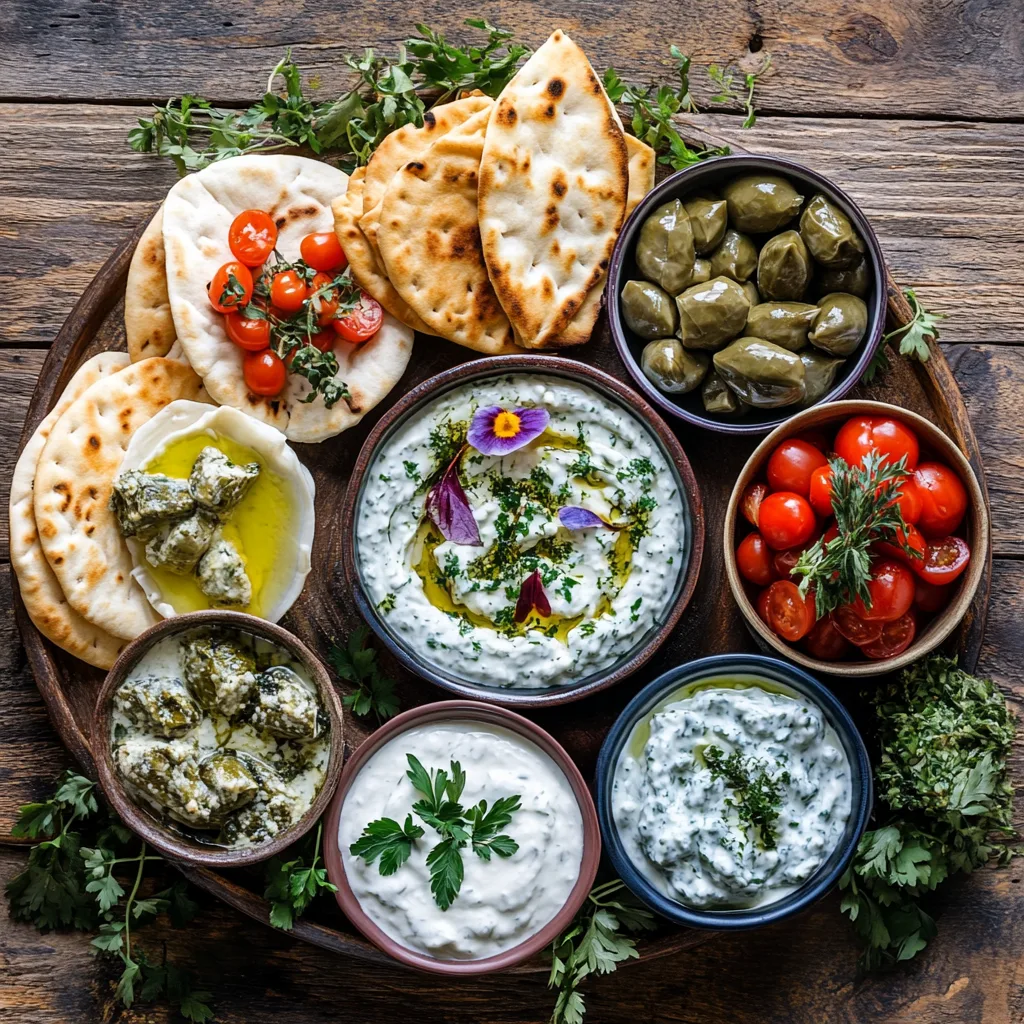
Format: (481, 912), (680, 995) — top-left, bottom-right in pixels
(608, 155), (886, 434)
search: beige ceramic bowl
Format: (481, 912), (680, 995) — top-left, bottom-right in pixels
(724, 400), (989, 677)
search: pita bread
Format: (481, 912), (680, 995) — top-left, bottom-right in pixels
(360, 94), (494, 258)
(625, 135), (656, 216)
(10, 353), (130, 668)
(332, 173), (434, 336)
(478, 30), (628, 349)
(33, 358), (210, 641)
(125, 206), (178, 362)
(376, 108), (518, 354)
(162, 154), (414, 442)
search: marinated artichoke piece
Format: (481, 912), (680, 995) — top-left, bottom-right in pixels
(189, 446), (260, 515)
(144, 512), (217, 575)
(691, 258), (712, 285)
(180, 630), (257, 717)
(702, 370), (741, 414)
(635, 199), (695, 294)
(198, 752), (259, 822)
(799, 194), (865, 269)
(620, 280), (678, 339)
(196, 532), (253, 608)
(708, 229), (759, 283)
(218, 761), (302, 847)
(110, 470), (195, 539)
(722, 174), (804, 233)
(800, 350), (847, 406)
(243, 666), (319, 740)
(675, 276), (751, 351)
(641, 339), (709, 394)
(818, 258), (870, 299)
(684, 196), (728, 254)
(714, 337), (807, 409)
(809, 292), (869, 356)
(745, 301), (820, 351)
(740, 280), (761, 307)
(757, 230), (812, 302)
(113, 736), (215, 828)
(114, 675), (202, 739)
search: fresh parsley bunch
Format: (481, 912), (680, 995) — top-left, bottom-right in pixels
(840, 656), (1018, 969)
(263, 821), (337, 930)
(328, 626), (400, 722)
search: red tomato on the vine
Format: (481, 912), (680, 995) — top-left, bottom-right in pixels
(208, 261), (254, 313)
(270, 270), (308, 314)
(243, 350), (286, 396)
(300, 231), (347, 273)
(334, 293), (383, 343)
(228, 209), (278, 266)
(224, 312), (271, 351)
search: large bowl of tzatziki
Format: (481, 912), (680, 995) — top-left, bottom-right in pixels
(323, 701), (601, 974)
(596, 654), (871, 929)
(341, 356), (703, 707)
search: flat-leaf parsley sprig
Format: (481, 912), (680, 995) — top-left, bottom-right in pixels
(263, 821), (338, 930)
(862, 288), (945, 383)
(328, 626), (400, 723)
(350, 754), (521, 910)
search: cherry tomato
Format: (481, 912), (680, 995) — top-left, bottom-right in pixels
(794, 429), (830, 453)
(914, 577), (953, 614)
(309, 272), (340, 328)
(912, 462), (968, 538)
(873, 523), (926, 571)
(270, 270), (309, 314)
(736, 532), (776, 587)
(767, 440), (828, 497)
(765, 580), (815, 642)
(835, 415), (920, 472)
(755, 587), (772, 624)
(758, 492), (818, 551)
(859, 613), (916, 660)
(802, 615), (852, 661)
(741, 482), (769, 528)
(228, 209), (278, 266)
(334, 293), (383, 343)
(300, 231), (347, 273)
(223, 312), (271, 351)
(833, 603), (884, 645)
(808, 465), (834, 517)
(243, 349), (286, 396)
(916, 535), (971, 586)
(892, 476), (923, 525)
(851, 560), (915, 622)
(208, 261), (254, 313)
(772, 547), (802, 581)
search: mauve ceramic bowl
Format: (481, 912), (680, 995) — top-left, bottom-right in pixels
(339, 355), (704, 708)
(322, 700), (601, 975)
(724, 401), (989, 677)
(608, 154), (887, 435)
(93, 610), (344, 868)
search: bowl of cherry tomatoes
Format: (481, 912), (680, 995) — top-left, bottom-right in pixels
(724, 400), (988, 676)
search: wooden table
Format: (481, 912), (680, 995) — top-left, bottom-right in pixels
(2, 2), (1023, 1020)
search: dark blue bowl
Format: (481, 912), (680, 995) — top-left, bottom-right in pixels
(595, 654), (872, 930)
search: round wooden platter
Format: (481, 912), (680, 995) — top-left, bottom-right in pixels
(13, 210), (991, 975)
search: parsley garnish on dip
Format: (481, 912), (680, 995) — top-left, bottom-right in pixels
(339, 721), (584, 961)
(612, 678), (852, 909)
(355, 374), (687, 688)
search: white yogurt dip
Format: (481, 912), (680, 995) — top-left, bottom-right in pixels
(339, 721), (584, 960)
(355, 374), (688, 688)
(612, 678), (852, 909)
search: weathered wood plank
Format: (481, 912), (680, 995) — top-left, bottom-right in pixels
(0, 0), (1021, 119)
(1, 105), (1021, 350)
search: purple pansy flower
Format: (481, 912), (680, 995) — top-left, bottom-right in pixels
(557, 506), (625, 531)
(468, 405), (550, 456)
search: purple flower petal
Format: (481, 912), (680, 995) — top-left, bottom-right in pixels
(514, 570), (551, 623)
(558, 506), (607, 530)
(425, 455), (482, 547)
(468, 405), (550, 456)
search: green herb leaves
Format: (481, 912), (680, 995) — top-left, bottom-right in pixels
(839, 656), (1018, 969)
(328, 626), (400, 722)
(862, 288), (945, 384)
(263, 821), (338, 930)
(704, 745), (790, 850)
(350, 754), (520, 910)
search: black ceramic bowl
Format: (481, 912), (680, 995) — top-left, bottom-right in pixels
(594, 654), (872, 930)
(608, 155), (887, 435)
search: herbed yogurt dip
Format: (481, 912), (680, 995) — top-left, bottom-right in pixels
(355, 374), (687, 688)
(612, 679), (852, 910)
(339, 721), (584, 960)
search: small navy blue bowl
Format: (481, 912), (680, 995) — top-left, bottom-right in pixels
(595, 654), (872, 931)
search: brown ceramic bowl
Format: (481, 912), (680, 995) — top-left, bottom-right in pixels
(724, 400), (989, 677)
(340, 354), (704, 707)
(93, 610), (344, 867)
(322, 700), (601, 975)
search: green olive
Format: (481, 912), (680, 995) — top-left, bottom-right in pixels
(713, 337), (807, 409)
(722, 174), (804, 233)
(817, 259), (870, 299)
(675, 276), (751, 351)
(701, 369), (741, 414)
(708, 229), (759, 283)
(684, 196), (728, 254)
(799, 194), (866, 268)
(745, 301), (820, 351)
(808, 292), (868, 356)
(635, 199), (695, 294)
(641, 338), (710, 394)
(756, 230), (812, 302)
(620, 280), (679, 339)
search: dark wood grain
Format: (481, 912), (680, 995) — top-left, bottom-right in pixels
(1, 1), (1022, 119)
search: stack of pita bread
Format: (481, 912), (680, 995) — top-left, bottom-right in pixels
(334, 29), (655, 353)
